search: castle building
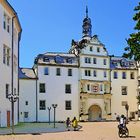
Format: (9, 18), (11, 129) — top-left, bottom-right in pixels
(0, 0), (22, 127)
(19, 6), (139, 123)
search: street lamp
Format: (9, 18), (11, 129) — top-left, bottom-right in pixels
(8, 94), (18, 134)
(125, 104), (129, 123)
(47, 107), (51, 125)
(52, 104), (57, 128)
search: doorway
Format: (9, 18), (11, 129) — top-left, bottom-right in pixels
(88, 105), (102, 121)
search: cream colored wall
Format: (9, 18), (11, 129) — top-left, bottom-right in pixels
(111, 70), (138, 120)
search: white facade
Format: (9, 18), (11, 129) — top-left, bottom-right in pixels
(0, 0), (21, 127)
(19, 68), (37, 122)
(19, 53), (79, 122)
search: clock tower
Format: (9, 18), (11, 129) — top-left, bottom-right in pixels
(82, 6), (92, 38)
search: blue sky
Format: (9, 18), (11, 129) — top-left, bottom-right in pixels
(8, 0), (139, 68)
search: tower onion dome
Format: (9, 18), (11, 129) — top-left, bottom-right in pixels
(82, 6), (92, 38)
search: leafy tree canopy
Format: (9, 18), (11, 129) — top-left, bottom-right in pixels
(123, 2), (140, 62)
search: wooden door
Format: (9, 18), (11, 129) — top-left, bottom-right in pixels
(7, 111), (10, 127)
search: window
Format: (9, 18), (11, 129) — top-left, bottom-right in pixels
(97, 47), (100, 52)
(122, 86), (127, 95)
(14, 55), (17, 72)
(56, 68), (61, 76)
(44, 67), (49, 75)
(93, 70), (97, 77)
(85, 70), (91, 76)
(104, 71), (107, 78)
(3, 13), (10, 33)
(65, 101), (72, 110)
(103, 59), (107, 65)
(3, 14), (6, 29)
(6, 84), (9, 98)
(100, 84), (103, 91)
(113, 71), (118, 79)
(122, 72), (126, 79)
(7, 48), (10, 66)
(90, 46), (93, 51)
(3, 46), (6, 64)
(7, 17), (10, 33)
(39, 100), (46, 110)
(93, 58), (97, 64)
(3, 45), (10, 66)
(68, 69), (72, 76)
(85, 57), (91, 63)
(39, 83), (46, 93)
(121, 101), (128, 106)
(24, 112), (29, 118)
(25, 101), (28, 106)
(65, 84), (71, 93)
(130, 72), (135, 79)
(87, 84), (90, 91)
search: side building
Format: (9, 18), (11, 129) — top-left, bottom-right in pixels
(0, 0), (21, 127)
(111, 57), (138, 120)
(19, 53), (79, 122)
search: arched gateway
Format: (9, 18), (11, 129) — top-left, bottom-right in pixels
(88, 105), (102, 121)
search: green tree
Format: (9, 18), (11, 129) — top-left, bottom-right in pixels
(123, 2), (140, 62)
(123, 3), (140, 110)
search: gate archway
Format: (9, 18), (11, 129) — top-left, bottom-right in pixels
(88, 105), (102, 121)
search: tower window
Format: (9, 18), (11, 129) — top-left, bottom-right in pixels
(93, 58), (97, 64)
(93, 70), (97, 77)
(103, 59), (107, 65)
(85, 70), (91, 76)
(97, 47), (100, 52)
(90, 46), (93, 51)
(85, 57), (91, 63)
(104, 71), (107, 78)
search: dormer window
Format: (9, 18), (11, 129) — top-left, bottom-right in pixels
(97, 47), (100, 52)
(89, 46), (93, 51)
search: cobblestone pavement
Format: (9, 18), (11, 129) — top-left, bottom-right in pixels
(0, 121), (140, 140)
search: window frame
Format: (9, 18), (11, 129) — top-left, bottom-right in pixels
(113, 71), (118, 79)
(121, 86), (127, 95)
(56, 68), (61, 76)
(44, 67), (49, 75)
(39, 100), (46, 110)
(65, 100), (72, 110)
(68, 69), (72, 76)
(65, 84), (71, 94)
(39, 83), (46, 93)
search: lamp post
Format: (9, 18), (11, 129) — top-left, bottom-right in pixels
(47, 107), (51, 125)
(125, 104), (129, 123)
(52, 104), (57, 128)
(8, 94), (18, 134)
(8, 14), (18, 134)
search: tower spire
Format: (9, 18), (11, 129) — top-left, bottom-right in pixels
(82, 6), (92, 38)
(86, 6), (88, 18)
